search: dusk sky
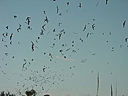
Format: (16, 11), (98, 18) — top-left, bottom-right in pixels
(0, 0), (128, 96)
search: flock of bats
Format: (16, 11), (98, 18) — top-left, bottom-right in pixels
(0, 0), (127, 96)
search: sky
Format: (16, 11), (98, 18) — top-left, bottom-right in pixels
(0, 0), (128, 96)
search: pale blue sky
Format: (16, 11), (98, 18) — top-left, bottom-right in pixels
(0, 0), (128, 96)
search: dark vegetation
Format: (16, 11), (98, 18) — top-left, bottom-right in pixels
(0, 89), (42, 96)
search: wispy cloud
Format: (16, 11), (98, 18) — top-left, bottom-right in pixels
(56, 56), (75, 61)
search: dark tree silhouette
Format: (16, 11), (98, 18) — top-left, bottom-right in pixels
(0, 91), (15, 96)
(25, 89), (36, 96)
